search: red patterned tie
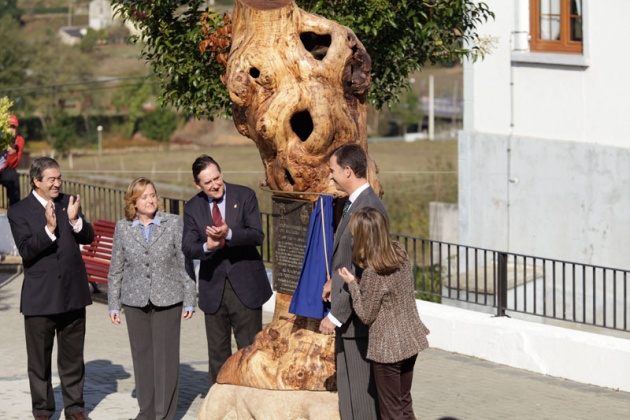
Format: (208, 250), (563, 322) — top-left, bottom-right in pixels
(212, 200), (226, 248)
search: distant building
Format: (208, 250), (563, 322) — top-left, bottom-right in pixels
(459, 1), (629, 270)
(58, 26), (87, 46)
(88, 0), (113, 31)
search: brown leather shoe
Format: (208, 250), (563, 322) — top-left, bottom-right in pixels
(65, 413), (89, 420)
(34, 416), (49, 420)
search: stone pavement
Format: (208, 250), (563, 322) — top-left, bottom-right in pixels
(2, 268), (630, 420)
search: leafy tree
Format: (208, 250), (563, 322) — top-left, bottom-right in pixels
(111, 79), (158, 137)
(48, 110), (76, 156)
(138, 106), (178, 142)
(0, 0), (21, 22)
(303, 0), (493, 107)
(0, 15), (29, 89)
(105, 23), (130, 44)
(80, 28), (100, 53)
(113, 0), (493, 118)
(27, 36), (94, 87)
(114, 0), (231, 119)
(19, 36), (95, 118)
(386, 89), (422, 135)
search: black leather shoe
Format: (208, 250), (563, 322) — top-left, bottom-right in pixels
(65, 413), (89, 420)
(34, 416), (50, 420)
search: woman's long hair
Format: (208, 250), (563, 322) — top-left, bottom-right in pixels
(123, 177), (161, 221)
(349, 207), (407, 275)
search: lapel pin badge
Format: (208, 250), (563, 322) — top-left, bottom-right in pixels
(234, 204), (238, 208)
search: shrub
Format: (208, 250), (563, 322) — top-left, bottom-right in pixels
(137, 107), (177, 142)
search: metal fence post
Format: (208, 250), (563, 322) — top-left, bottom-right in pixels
(168, 198), (180, 215)
(496, 252), (508, 317)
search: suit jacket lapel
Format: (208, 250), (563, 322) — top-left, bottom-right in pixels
(131, 221), (147, 248)
(224, 183), (237, 228)
(198, 192), (213, 227)
(334, 215), (349, 250)
(53, 196), (66, 236)
(27, 194), (47, 223)
(333, 187), (372, 250)
(147, 216), (165, 248)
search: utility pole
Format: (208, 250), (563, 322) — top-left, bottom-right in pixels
(67, 0), (73, 26)
(97, 125), (103, 155)
(428, 74), (434, 140)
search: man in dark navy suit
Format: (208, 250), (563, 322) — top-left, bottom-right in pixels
(182, 155), (272, 387)
(8, 157), (94, 420)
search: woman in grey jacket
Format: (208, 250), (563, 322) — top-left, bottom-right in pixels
(339, 207), (430, 420)
(108, 177), (196, 420)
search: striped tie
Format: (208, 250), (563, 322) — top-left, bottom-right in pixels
(342, 199), (352, 218)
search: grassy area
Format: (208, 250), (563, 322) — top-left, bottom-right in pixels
(92, 44), (149, 77)
(51, 140), (457, 238)
(373, 141), (457, 237)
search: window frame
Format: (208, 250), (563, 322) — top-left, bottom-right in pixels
(529, 0), (583, 54)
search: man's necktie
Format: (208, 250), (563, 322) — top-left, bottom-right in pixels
(212, 200), (226, 248)
(342, 199), (352, 218)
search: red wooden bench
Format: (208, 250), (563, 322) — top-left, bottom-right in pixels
(81, 220), (116, 293)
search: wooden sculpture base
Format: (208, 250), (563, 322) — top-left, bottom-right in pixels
(198, 384), (340, 420)
(198, 293), (338, 419)
(216, 293), (336, 390)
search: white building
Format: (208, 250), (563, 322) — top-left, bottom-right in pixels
(58, 26), (86, 46)
(87, 0), (141, 36)
(88, 0), (113, 31)
(459, 0), (630, 271)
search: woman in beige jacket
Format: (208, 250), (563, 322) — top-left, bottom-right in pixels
(339, 207), (430, 420)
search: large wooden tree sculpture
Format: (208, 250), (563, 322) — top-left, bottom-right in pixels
(219, 0), (382, 198)
(201, 0), (382, 397)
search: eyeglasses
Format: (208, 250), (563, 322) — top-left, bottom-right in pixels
(9, 125), (17, 129)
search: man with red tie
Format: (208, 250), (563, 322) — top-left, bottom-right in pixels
(182, 155), (272, 387)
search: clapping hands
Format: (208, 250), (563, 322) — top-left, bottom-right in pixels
(67, 195), (81, 223)
(45, 201), (56, 233)
(205, 223), (228, 250)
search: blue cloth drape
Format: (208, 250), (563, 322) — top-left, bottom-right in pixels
(289, 195), (333, 319)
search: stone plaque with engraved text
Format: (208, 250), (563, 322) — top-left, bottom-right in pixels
(272, 197), (314, 295)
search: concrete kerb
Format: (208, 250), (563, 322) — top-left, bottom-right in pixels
(417, 298), (630, 392)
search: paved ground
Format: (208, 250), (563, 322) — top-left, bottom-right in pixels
(1, 267), (630, 420)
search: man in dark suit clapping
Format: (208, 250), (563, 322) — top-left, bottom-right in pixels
(8, 157), (94, 420)
(182, 155), (272, 387)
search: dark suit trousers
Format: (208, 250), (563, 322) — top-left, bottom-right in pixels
(204, 280), (262, 386)
(124, 303), (182, 420)
(372, 354), (418, 420)
(0, 167), (20, 206)
(24, 308), (86, 418)
(336, 334), (380, 420)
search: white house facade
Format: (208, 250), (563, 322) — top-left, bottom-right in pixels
(459, 0), (630, 270)
(88, 0), (113, 30)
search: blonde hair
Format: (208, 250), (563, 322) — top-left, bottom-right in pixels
(124, 177), (161, 221)
(350, 207), (407, 275)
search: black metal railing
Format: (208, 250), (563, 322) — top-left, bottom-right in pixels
(395, 237), (630, 333)
(59, 178), (273, 265)
(3, 174), (629, 333)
